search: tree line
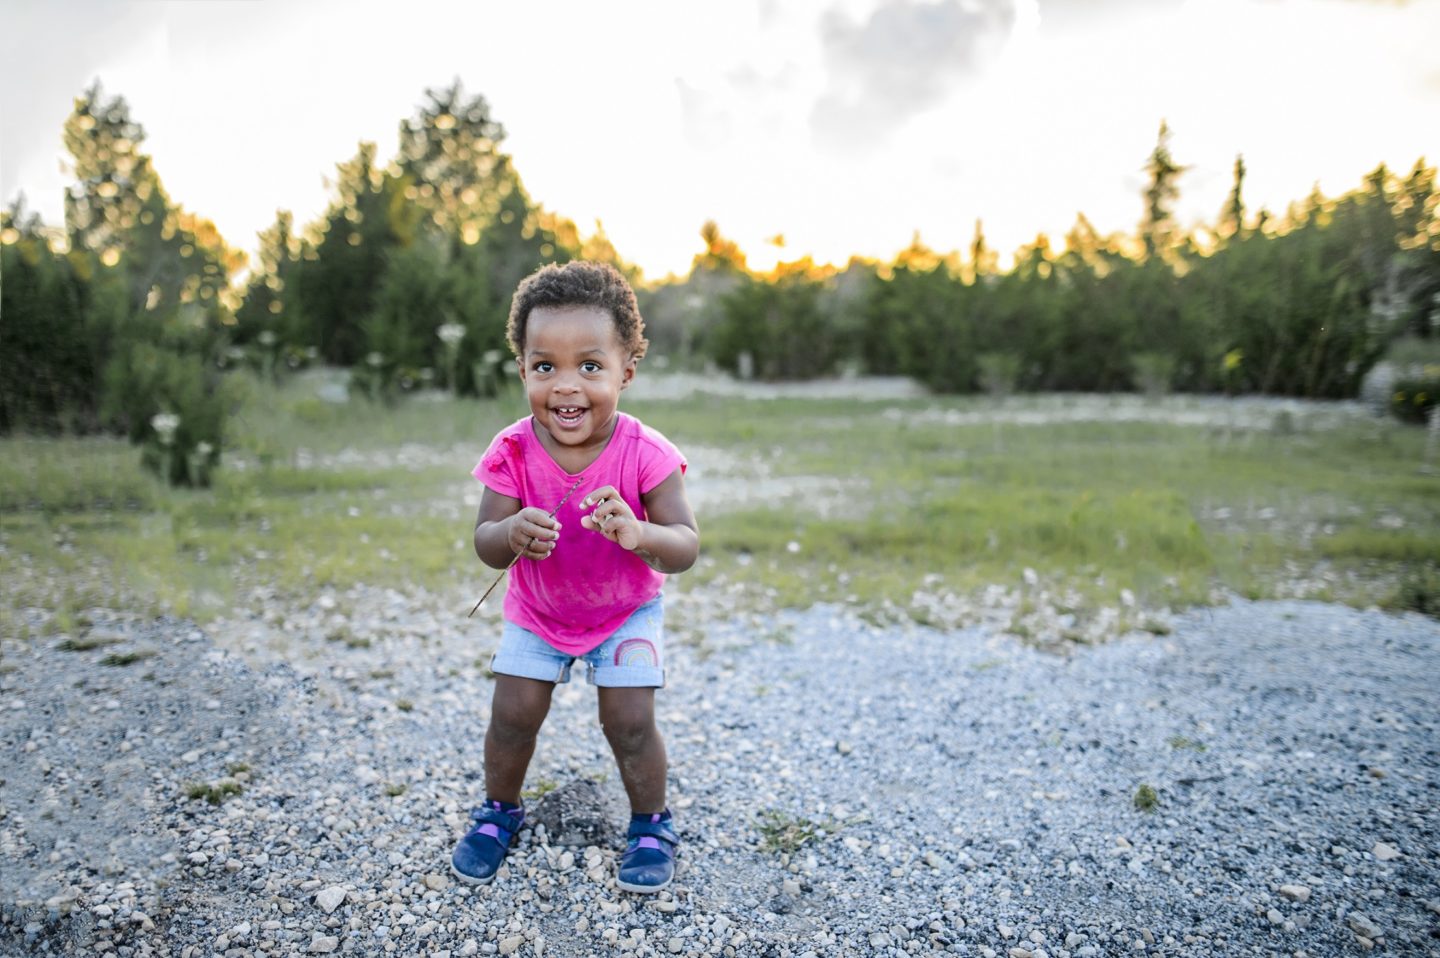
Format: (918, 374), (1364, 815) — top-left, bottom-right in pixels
(3, 88), (1437, 486)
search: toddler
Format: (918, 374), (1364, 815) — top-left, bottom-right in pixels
(450, 261), (699, 893)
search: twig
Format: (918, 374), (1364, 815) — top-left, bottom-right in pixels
(467, 478), (584, 618)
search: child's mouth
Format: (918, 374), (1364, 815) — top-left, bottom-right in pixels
(553, 405), (587, 426)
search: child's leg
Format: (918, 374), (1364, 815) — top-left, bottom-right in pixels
(484, 675), (555, 804)
(597, 686), (667, 813)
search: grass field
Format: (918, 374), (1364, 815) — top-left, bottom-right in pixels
(3, 373), (1437, 644)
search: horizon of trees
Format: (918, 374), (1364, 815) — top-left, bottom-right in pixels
(3, 79), (1438, 483)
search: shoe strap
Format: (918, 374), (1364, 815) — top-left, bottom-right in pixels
(626, 818), (678, 846)
(469, 806), (523, 843)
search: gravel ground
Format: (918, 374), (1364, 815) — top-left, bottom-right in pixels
(3, 594), (1438, 958)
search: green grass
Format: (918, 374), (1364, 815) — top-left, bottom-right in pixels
(2, 377), (1437, 641)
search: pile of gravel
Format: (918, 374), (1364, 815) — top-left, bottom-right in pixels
(2, 597), (1437, 957)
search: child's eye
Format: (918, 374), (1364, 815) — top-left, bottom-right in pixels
(581, 361), (601, 373)
(533, 361), (554, 373)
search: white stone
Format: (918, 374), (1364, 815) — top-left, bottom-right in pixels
(1371, 842), (1401, 861)
(309, 934), (340, 953)
(1279, 884), (1311, 903)
(1348, 913), (1384, 939)
(498, 935), (525, 955)
(424, 873), (450, 891)
(315, 886), (348, 914)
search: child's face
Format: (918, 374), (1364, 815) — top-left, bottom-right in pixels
(519, 306), (636, 453)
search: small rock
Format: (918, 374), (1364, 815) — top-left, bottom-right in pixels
(781, 879), (802, 897)
(309, 935), (340, 954)
(1065, 932), (1084, 948)
(997, 922), (1015, 940)
(498, 935), (525, 955)
(1348, 913), (1384, 939)
(836, 741), (853, 755)
(315, 886), (347, 914)
(423, 873), (449, 891)
(1266, 908), (1283, 925)
(187, 852), (208, 865)
(1279, 884), (1311, 903)
(667, 938), (683, 954)
(1007, 949), (1033, 958)
(870, 933), (891, 948)
(924, 851), (945, 869)
(1371, 842), (1401, 861)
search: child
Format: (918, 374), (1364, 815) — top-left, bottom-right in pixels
(451, 261), (699, 893)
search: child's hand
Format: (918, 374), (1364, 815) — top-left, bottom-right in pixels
(581, 487), (642, 551)
(510, 507), (560, 560)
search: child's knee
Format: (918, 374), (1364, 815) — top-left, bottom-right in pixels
(599, 707), (655, 753)
(489, 681), (551, 740)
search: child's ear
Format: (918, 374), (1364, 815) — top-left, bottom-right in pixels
(515, 357), (526, 381)
(619, 356), (637, 390)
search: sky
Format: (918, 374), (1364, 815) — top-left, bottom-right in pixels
(2, 0), (1437, 281)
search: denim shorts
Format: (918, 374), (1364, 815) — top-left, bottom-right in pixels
(490, 596), (665, 688)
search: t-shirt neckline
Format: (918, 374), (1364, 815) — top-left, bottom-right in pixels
(527, 412), (628, 479)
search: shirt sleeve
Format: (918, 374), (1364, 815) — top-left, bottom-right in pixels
(636, 423), (686, 494)
(473, 427), (523, 499)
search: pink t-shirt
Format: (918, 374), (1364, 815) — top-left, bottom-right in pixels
(472, 412), (686, 655)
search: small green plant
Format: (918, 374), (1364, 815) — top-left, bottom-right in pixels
(1133, 783), (1159, 812)
(756, 809), (824, 855)
(225, 762), (251, 776)
(185, 779), (244, 806)
(384, 782), (408, 797)
(522, 779), (559, 801)
(369, 668), (394, 680)
(100, 650), (156, 667)
(395, 699), (413, 712)
(326, 626), (372, 649)
(1167, 736), (1207, 752)
(57, 635), (123, 652)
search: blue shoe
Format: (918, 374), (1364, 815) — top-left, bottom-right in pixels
(451, 800), (525, 885)
(617, 812), (678, 893)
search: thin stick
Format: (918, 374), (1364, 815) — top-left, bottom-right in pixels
(467, 478), (584, 617)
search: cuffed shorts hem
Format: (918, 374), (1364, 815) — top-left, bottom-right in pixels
(490, 596), (666, 689)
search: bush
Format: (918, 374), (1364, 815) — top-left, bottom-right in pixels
(1388, 373), (1439, 425)
(1130, 352), (1176, 397)
(977, 352), (1021, 397)
(102, 343), (226, 486)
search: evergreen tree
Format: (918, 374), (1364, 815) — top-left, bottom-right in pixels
(1140, 120), (1185, 262)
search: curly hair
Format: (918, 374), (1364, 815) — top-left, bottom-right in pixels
(506, 261), (648, 360)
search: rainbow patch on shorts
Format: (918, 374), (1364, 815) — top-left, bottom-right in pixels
(614, 638), (658, 669)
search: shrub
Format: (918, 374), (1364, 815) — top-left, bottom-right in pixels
(1388, 372), (1439, 425)
(977, 352), (1021, 397)
(1130, 352), (1176, 397)
(102, 343), (226, 487)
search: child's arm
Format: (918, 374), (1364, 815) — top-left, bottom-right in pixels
(473, 487), (562, 570)
(580, 469), (698, 574)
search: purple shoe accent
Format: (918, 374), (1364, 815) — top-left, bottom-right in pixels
(636, 836), (662, 850)
(477, 824), (501, 840)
